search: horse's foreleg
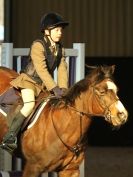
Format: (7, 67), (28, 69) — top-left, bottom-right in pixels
(58, 169), (80, 177)
(22, 162), (43, 177)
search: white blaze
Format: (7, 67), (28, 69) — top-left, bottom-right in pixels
(106, 81), (117, 93)
(116, 100), (126, 112)
(107, 81), (126, 112)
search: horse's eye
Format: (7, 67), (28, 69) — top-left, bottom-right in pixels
(100, 90), (106, 95)
(95, 87), (107, 95)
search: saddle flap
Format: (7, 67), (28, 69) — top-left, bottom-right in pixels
(21, 91), (50, 131)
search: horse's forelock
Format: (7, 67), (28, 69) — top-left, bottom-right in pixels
(88, 65), (114, 84)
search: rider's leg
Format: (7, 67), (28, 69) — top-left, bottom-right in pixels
(20, 88), (35, 117)
(0, 88), (35, 152)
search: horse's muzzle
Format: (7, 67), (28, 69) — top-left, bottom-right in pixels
(117, 111), (128, 124)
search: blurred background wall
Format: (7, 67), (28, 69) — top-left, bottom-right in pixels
(5, 0), (133, 57)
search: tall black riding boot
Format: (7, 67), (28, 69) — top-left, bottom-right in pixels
(0, 112), (26, 154)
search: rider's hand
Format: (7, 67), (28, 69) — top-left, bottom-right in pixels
(61, 88), (67, 94)
(51, 86), (64, 98)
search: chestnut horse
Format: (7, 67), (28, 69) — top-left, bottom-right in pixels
(0, 65), (128, 177)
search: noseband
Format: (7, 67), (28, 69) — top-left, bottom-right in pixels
(93, 88), (119, 123)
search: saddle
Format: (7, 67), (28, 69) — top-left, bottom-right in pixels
(0, 87), (51, 131)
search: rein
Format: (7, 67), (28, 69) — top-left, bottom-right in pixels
(50, 83), (119, 159)
(50, 94), (104, 158)
(51, 106), (84, 157)
(67, 105), (104, 118)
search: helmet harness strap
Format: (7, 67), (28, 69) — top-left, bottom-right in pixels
(45, 29), (56, 43)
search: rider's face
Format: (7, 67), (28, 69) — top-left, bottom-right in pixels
(46, 27), (63, 43)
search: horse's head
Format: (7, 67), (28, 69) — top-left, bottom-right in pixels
(87, 65), (128, 127)
(64, 65), (128, 127)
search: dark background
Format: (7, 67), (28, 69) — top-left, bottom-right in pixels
(86, 57), (133, 146)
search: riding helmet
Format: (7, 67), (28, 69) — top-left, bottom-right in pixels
(40, 12), (69, 33)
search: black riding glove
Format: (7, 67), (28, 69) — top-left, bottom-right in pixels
(52, 86), (64, 98)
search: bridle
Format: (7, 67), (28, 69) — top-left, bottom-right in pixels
(67, 84), (119, 123)
(92, 85), (119, 123)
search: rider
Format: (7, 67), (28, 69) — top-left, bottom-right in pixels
(0, 12), (69, 152)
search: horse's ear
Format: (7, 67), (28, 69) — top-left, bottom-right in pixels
(99, 65), (106, 74)
(110, 65), (115, 74)
(85, 64), (97, 69)
(100, 65), (115, 77)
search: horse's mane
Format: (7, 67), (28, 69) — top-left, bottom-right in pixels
(63, 65), (115, 104)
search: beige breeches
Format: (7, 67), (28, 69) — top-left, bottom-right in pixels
(20, 89), (35, 117)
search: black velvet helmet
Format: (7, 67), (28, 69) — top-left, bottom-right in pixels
(40, 12), (69, 33)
